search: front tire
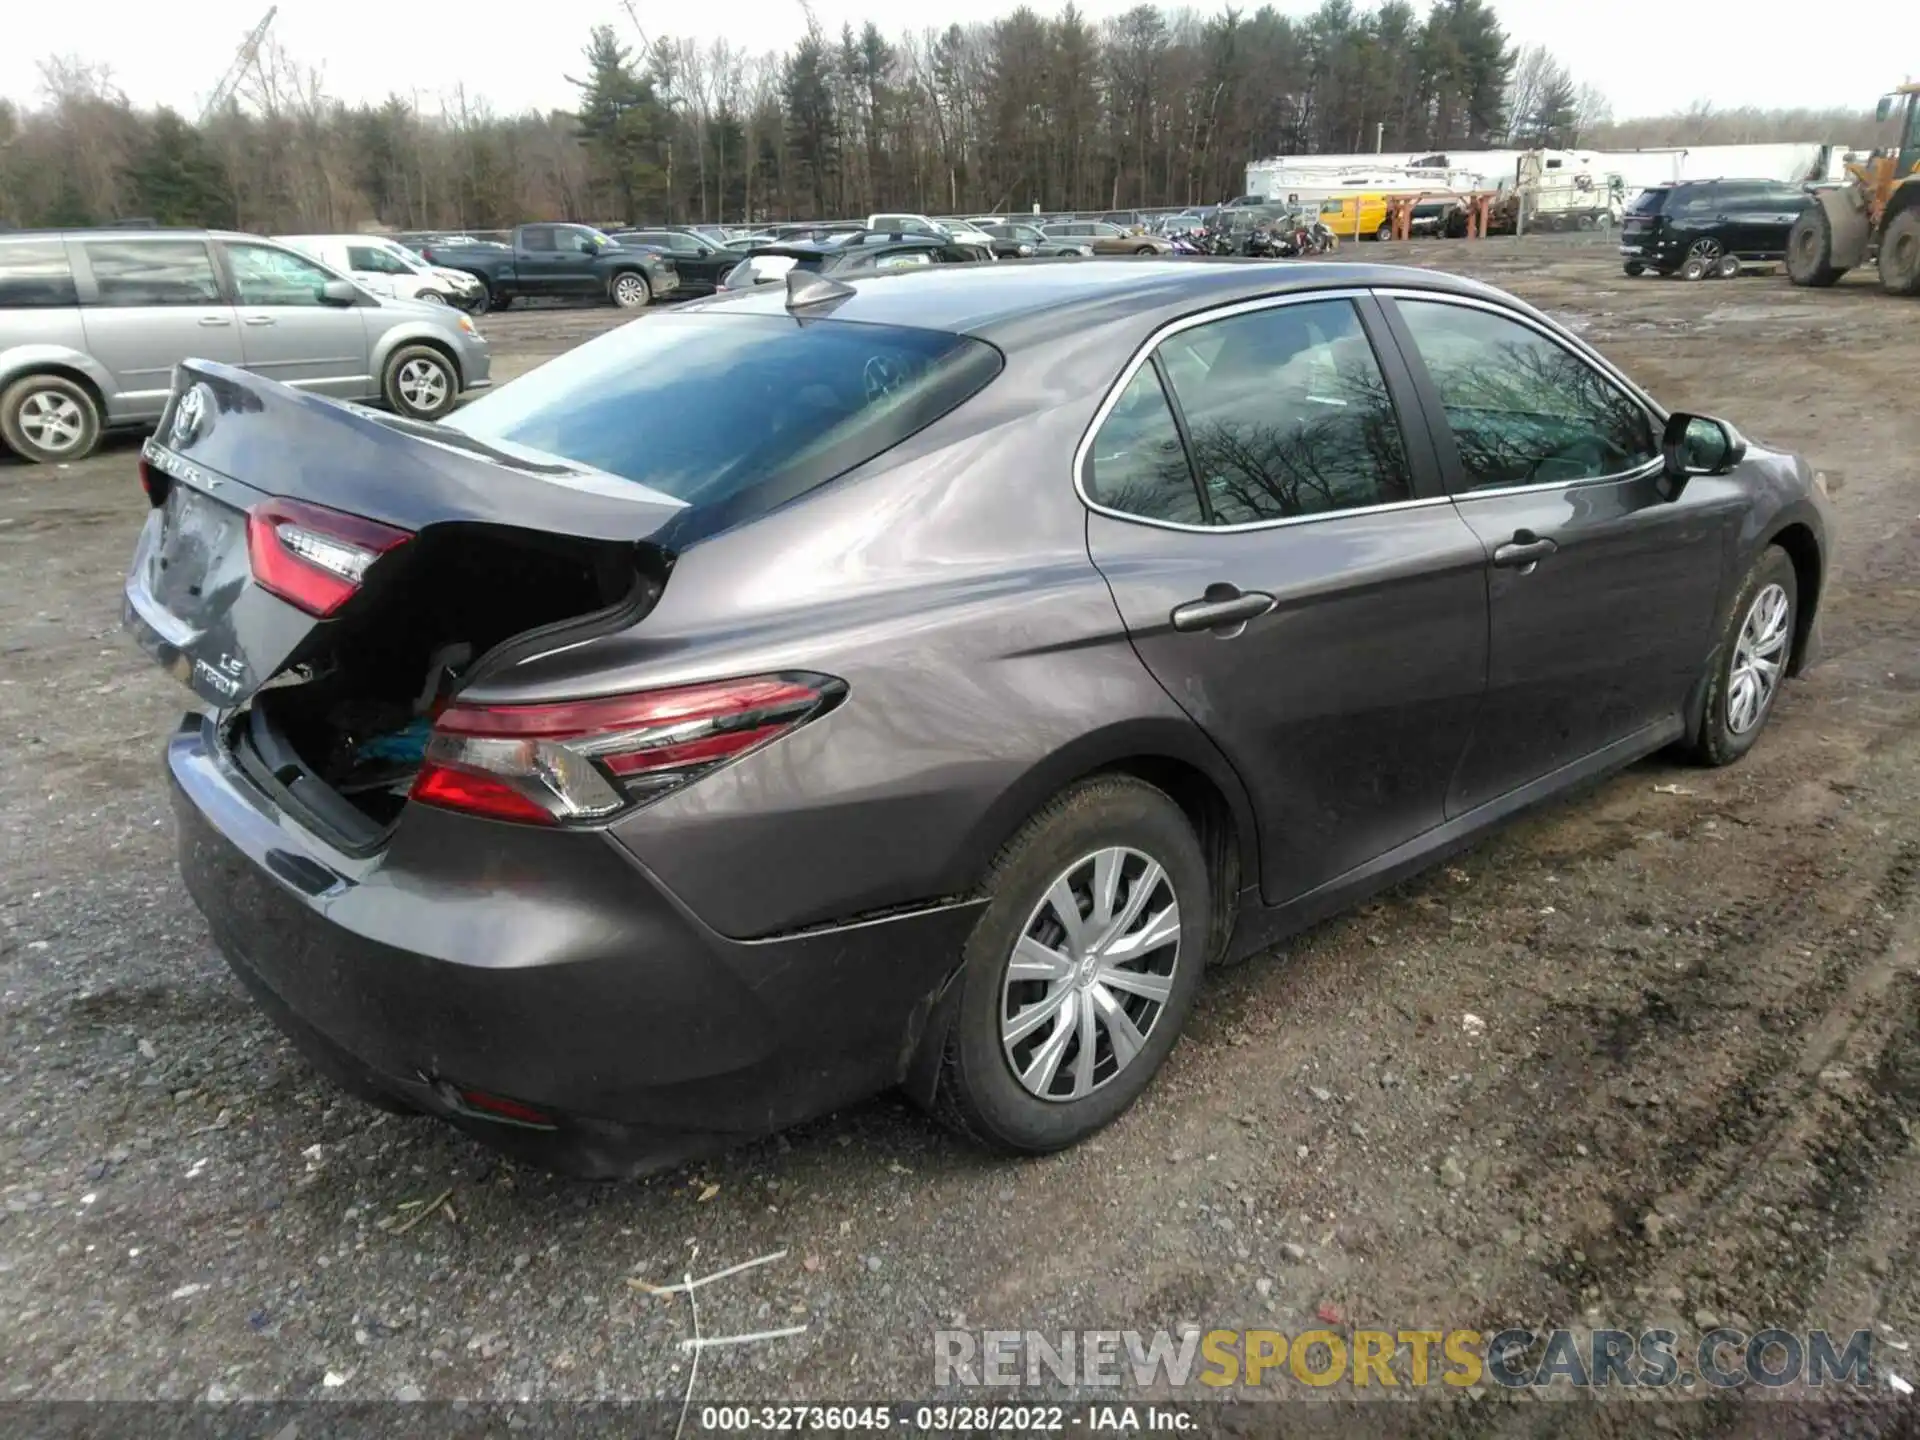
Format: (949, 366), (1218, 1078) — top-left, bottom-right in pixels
(930, 775), (1209, 1154)
(1786, 207), (1845, 287)
(0, 373), (101, 463)
(381, 345), (459, 421)
(1689, 546), (1798, 767)
(1879, 209), (1920, 296)
(611, 270), (651, 309)
(1623, 260), (1646, 277)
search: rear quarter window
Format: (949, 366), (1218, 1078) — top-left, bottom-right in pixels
(443, 313), (1003, 545)
(0, 241), (78, 308)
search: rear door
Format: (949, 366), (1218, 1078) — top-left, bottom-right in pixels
(73, 237), (243, 420)
(514, 225), (568, 296)
(1377, 291), (1738, 815)
(1084, 292), (1489, 905)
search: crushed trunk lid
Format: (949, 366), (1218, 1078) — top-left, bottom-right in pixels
(125, 360), (684, 708)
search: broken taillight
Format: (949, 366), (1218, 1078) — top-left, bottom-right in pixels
(246, 499), (413, 618)
(409, 673), (843, 826)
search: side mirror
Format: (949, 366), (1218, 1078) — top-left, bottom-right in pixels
(320, 278), (359, 306)
(1660, 412), (1746, 495)
(1877, 95), (1894, 123)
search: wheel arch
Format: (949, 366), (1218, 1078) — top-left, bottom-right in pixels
(377, 332), (462, 391)
(899, 727), (1257, 1108)
(1765, 521), (1824, 677)
(1, 350), (113, 419)
(949, 719), (1258, 963)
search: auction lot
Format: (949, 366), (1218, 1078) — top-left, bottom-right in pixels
(4, 235), (1919, 1421)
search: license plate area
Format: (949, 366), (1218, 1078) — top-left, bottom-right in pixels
(149, 484), (249, 630)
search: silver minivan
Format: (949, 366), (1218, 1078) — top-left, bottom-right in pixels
(0, 229), (492, 463)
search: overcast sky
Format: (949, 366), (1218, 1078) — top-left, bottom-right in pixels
(0, 0), (1900, 125)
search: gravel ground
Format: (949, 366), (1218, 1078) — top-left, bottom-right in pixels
(3, 236), (1919, 1432)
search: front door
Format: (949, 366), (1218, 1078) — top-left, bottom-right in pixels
(1085, 292), (1489, 904)
(1379, 293), (1739, 815)
(72, 237), (243, 421)
(220, 241), (373, 399)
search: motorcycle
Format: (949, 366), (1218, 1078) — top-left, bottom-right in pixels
(1167, 231), (1207, 257)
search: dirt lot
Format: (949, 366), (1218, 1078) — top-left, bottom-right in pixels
(3, 236), (1919, 1428)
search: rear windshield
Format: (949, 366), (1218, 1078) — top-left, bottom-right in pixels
(1627, 188), (1669, 216)
(444, 312), (1002, 545)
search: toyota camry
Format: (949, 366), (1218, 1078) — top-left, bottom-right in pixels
(125, 260), (1831, 1176)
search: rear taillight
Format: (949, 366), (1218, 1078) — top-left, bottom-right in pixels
(408, 673), (842, 826)
(246, 499), (412, 617)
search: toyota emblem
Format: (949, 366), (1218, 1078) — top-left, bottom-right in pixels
(169, 384), (212, 448)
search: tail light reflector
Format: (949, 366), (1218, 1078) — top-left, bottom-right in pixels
(409, 673), (842, 826)
(247, 499), (412, 617)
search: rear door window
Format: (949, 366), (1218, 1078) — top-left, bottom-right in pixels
(442, 313), (1003, 544)
(1626, 188), (1669, 217)
(81, 239), (221, 306)
(0, 240), (78, 307)
(1155, 298), (1413, 524)
(1085, 366), (1204, 525)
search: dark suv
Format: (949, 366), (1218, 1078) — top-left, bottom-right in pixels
(1620, 179), (1810, 278)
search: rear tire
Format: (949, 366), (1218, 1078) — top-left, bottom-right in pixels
(381, 344), (459, 421)
(1688, 546), (1798, 767)
(929, 776), (1209, 1155)
(1715, 254), (1742, 279)
(1879, 209), (1920, 296)
(1680, 257), (1710, 281)
(0, 373), (101, 464)
(1623, 260), (1646, 277)
(1786, 207), (1845, 287)
(488, 288), (512, 313)
(610, 270), (651, 309)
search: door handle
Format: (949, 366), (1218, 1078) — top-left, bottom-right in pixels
(1492, 530), (1559, 570)
(243, 316), (276, 326)
(197, 315), (232, 327)
(1170, 586), (1276, 634)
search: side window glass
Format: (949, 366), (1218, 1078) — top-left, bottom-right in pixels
(227, 244), (337, 307)
(82, 240), (220, 307)
(1085, 365), (1204, 525)
(1396, 299), (1657, 491)
(0, 241), (78, 307)
(521, 227), (555, 252)
(1156, 298), (1412, 524)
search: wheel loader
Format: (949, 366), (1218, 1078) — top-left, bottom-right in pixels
(1787, 83), (1920, 295)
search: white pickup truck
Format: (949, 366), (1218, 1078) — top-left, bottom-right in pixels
(276, 235), (484, 310)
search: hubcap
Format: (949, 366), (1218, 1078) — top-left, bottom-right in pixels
(18, 390), (85, 452)
(1727, 583), (1790, 735)
(616, 275), (645, 305)
(396, 358), (448, 412)
(1000, 847), (1180, 1102)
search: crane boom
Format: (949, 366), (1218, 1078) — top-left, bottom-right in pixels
(198, 6), (277, 125)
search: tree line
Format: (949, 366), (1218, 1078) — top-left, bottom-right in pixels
(0, 2), (1888, 236)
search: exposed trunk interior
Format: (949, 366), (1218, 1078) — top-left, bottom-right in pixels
(228, 523), (665, 851)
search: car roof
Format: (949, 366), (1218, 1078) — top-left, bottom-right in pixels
(704, 257), (1511, 343)
(0, 228), (297, 243)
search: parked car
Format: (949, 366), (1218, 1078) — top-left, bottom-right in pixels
(125, 258), (1828, 1176)
(425, 223), (678, 312)
(980, 222), (1093, 259)
(1040, 220), (1174, 255)
(607, 228), (746, 295)
(0, 228), (489, 462)
(1619, 179), (1811, 278)
(717, 235), (979, 289)
(864, 214), (996, 260)
(276, 234), (483, 309)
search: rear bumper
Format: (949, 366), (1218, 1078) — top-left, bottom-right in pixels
(166, 713), (981, 1176)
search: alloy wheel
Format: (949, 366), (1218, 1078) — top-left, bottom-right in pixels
(1688, 237), (1724, 265)
(1727, 582), (1790, 735)
(17, 389), (86, 454)
(395, 358), (449, 413)
(1000, 847), (1180, 1102)
(614, 274), (649, 307)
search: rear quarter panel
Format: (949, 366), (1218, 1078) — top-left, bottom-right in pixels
(454, 317), (1256, 939)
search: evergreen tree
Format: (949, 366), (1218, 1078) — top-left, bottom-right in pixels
(122, 109), (231, 225)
